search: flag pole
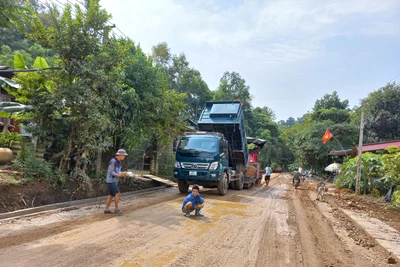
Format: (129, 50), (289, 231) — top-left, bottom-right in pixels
(333, 136), (348, 157)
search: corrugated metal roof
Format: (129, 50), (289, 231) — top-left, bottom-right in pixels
(329, 140), (400, 157)
(358, 140), (400, 152)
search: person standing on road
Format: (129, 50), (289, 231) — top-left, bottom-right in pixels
(104, 149), (128, 215)
(264, 165), (272, 186)
(182, 185), (204, 217)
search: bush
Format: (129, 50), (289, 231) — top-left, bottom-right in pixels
(391, 190), (400, 208)
(370, 188), (381, 198)
(335, 152), (387, 194)
(13, 141), (65, 184)
(0, 132), (22, 148)
(380, 146), (400, 186)
(158, 152), (175, 178)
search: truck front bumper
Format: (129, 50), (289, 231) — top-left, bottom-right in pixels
(174, 168), (222, 181)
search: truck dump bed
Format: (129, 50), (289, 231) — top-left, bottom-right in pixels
(197, 101), (248, 171)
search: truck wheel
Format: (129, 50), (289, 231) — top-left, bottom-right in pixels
(178, 179), (189, 194)
(235, 172), (244, 190)
(217, 172), (228, 196)
(243, 182), (251, 189)
(229, 181), (236, 190)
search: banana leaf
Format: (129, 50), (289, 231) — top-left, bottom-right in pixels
(32, 57), (49, 69)
(0, 76), (21, 89)
(14, 54), (26, 70)
(0, 102), (33, 117)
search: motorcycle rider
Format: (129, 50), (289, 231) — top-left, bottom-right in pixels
(292, 168), (301, 185)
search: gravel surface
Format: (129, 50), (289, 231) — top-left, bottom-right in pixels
(0, 174), (397, 266)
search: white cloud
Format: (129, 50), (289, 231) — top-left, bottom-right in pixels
(97, 0), (400, 119)
(100, 0), (399, 57)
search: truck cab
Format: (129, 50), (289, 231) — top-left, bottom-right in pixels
(174, 101), (248, 195)
(174, 132), (229, 192)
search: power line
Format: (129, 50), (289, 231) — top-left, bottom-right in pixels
(115, 26), (127, 38)
(43, 0), (126, 39)
(38, 0), (66, 12)
(389, 72), (400, 83)
(71, 0), (129, 39)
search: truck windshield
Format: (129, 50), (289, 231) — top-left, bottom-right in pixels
(177, 136), (218, 156)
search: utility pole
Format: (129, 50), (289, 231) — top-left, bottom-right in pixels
(356, 100), (365, 194)
(102, 24), (115, 44)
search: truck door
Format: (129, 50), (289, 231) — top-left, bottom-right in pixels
(220, 139), (229, 169)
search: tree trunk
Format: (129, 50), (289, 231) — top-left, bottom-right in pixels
(96, 149), (102, 178)
(59, 120), (78, 171)
(150, 155), (155, 175)
(155, 142), (159, 176)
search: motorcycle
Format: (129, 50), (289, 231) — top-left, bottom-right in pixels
(294, 177), (300, 189)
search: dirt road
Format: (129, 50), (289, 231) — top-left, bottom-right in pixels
(0, 174), (395, 266)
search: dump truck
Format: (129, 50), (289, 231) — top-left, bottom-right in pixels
(174, 100), (248, 195)
(244, 137), (266, 188)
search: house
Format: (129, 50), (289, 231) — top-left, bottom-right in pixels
(329, 140), (400, 158)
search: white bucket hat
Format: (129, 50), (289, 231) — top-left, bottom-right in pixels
(116, 149), (128, 156)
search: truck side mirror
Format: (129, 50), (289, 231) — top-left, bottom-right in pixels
(173, 137), (180, 152)
(173, 138), (177, 152)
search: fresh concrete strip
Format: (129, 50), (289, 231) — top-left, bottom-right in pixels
(342, 209), (400, 259)
(0, 186), (167, 221)
(143, 175), (177, 187)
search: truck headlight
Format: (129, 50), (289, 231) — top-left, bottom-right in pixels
(209, 162), (219, 170)
(174, 161), (181, 168)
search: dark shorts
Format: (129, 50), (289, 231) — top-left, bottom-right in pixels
(265, 175), (271, 180)
(107, 182), (120, 196)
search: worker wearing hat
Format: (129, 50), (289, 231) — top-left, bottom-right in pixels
(104, 149), (128, 215)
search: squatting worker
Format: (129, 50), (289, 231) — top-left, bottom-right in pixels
(182, 185), (204, 217)
(104, 149), (128, 215)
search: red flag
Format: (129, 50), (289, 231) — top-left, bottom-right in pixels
(322, 130), (333, 144)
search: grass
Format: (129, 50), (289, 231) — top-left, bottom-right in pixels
(0, 173), (22, 185)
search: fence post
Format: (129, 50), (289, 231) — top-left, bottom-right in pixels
(142, 150), (145, 172)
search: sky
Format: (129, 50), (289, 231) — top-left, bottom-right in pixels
(96, 0), (400, 121)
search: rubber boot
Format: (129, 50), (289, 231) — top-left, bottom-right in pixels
(195, 209), (204, 217)
(185, 210), (191, 217)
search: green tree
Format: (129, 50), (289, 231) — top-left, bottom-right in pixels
(364, 82), (400, 142)
(0, 0), (31, 29)
(0, 45), (14, 67)
(246, 106), (292, 170)
(312, 91), (350, 123)
(151, 42), (211, 120)
(213, 71), (253, 132)
(282, 121), (358, 173)
(13, 0), (124, 174)
(213, 71), (252, 109)
(151, 42), (171, 70)
(313, 91), (349, 110)
(380, 146), (400, 186)
(335, 152), (384, 194)
(247, 107), (277, 137)
(117, 39), (187, 148)
(278, 117), (296, 126)
(0, 28), (32, 52)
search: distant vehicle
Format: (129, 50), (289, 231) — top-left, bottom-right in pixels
(174, 100), (248, 195)
(244, 137), (266, 188)
(294, 177), (301, 189)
